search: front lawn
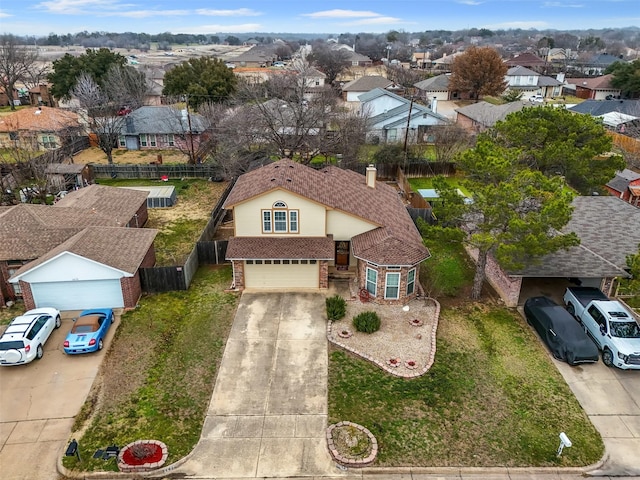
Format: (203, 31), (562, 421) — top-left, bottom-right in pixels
(62, 265), (239, 472)
(328, 303), (603, 467)
(408, 176), (472, 197)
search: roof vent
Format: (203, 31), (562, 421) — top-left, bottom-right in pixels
(286, 178), (292, 182)
(271, 178), (276, 181)
(289, 165), (294, 168)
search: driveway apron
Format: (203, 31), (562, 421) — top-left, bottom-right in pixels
(174, 292), (336, 478)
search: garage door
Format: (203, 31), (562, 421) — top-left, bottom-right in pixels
(30, 280), (124, 310)
(244, 262), (319, 289)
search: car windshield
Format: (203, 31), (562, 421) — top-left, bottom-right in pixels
(72, 325), (97, 334)
(610, 321), (640, 338)
(0, 341), (25, 350)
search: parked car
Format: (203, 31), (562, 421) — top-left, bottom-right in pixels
(0, 308), (61, 365)
(224, 62), (236, 69)
(272, 61), (286, 68)
(63, 309), (114, 355)
(523, 296), (599, 366)
(529, 94), (544, 103)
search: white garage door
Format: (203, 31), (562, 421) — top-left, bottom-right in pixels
(244, 262), (319, 289)
(30, 280), (124, 310)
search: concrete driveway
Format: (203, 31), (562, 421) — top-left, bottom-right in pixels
(0, 310), (119, 480)
(173, 291), (337, 478)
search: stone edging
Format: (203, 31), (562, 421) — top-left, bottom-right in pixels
(117, 440), (168, 473)
(326, 421), (378, 468)
(327, 296), (441, 378)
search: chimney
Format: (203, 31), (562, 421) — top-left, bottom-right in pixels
(431, 97), (438, 114)
(366, 164), (377, 188)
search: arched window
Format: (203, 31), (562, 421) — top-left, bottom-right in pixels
(262, 201), (299, 233)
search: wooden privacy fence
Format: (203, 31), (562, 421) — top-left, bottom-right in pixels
(92, 163), (222, 179)
(139, 179), (236, 293)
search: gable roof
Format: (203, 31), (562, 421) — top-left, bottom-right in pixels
(10, 226), (158, 279)
(565, 75), (616, 91)
(414, 74), (450, 91)
(54, 184), (148, 226)
(342, 76), (393, 92)
(587, 54), (625, 67)
(568, 99), (639, 116)
(607, 169), (640, 193)
(120, 106), (209, 135)
(358, 88), (448, 123)
(223, 159), (430, 265)
(456, 101), (530, 127)
(0, 106), (81, 133)
(505, 52), (546, 67)
(506, 66), (539, 77)
(511, 196), (640, 277)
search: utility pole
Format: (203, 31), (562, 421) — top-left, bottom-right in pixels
(402, 96), (414, 170)
(185, 94), (196, 164)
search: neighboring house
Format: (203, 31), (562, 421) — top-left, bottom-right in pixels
(328, 43), (373, 67)
(45, 163), (94, 193)
(117, 106), (209, 151)
(358, 88), (448, 144)
(0, 106), (84, 151)
(504, 66), (563, 99)
(486, 197), (638, 306)
(411, 52), (430, 69)
(578, 54), (625, 76)
(455, 101), (530, 133)
(222, 159), (430, 304)
(28, 84), (57, 107)
(0, 86), (20, 107)
(1, 184), (155, 309)
(341, 76), (400, 102)
(545, 48), (577, 65)
(605, 169), (640, 207)
(564, 75), (622, 100)
(567, 99), (640, 132)
(431, 52), (463, 72)
(413, 73), (474, 101)
(227, 45), (278, 68)
(505, 52), (547, 72)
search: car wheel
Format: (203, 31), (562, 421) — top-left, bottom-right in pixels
(36, 344), (44, 360)
(98, 339), (104, 351)
(567, 303), (575, 317)
(602, 348), (614, 367)
(55, 315), (61, 329)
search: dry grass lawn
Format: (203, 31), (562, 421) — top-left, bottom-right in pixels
(74, 147), (190, 165)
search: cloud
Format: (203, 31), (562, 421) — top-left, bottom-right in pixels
(176, 23), (262, 34)
(36, 0), (129, 14)
(109, 10), (189, 18)
(302, 9), (382, 19)
(339, 16), (404, 26)
(0, 10), (12, 17)
(195, 8), (261, 17)
(457, 1), (484, 5)
(483, 21), (549, 29)
(543, 2), (584, 7)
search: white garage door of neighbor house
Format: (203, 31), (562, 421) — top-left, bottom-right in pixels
(31, 280), (124, 310)
(244, 262), (319, 289)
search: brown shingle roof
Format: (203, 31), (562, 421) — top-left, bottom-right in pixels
(0, 106), (80, 133)
(226, 236), (334, 260)
(12, 226), (157, 278)
(566, 75), (615, 90)
(54, 184), (148, 226)
(224, 159), (429, 265)
(342, 76), (393, 92)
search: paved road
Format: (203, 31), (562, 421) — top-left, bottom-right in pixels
(172, 292), (336, 478)
(0, 311), (119, 480)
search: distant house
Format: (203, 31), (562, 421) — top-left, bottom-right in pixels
(359, 88), (448, 144)
(564, 75), (621, 100)
(431, 52), (463, 72)
(341, 76), (401, 102)
(28, 84), (57, 107)
(118, 106), (209, 151)
(411, 52), (430, 69)
(579, 54), (625, 76)
(504, 66), (563, 99)
(227, 45), (278, 68)
(455, 101), (530, 133)
(567, 99), (640, 131)
(505, 52), (547, 72)
(605, 169), (640, 207)
(0, 86), (20, 107)
(0, 106), (84, 151)
(413, 73), (474, 102)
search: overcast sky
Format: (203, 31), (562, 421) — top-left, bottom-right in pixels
(1, 0), (639, 36)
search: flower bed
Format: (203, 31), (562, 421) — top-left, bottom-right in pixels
(117, 440), (168, 473)
(326, 421), (378, 468)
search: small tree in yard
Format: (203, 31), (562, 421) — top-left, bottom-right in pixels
(0, 35), (39, 111)
(449, 46), (507, 102)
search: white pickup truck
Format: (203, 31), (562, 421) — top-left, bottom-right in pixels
(563, 287), (640, 369)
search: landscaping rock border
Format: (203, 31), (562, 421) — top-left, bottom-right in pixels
(117, 439), (168, 473)
(326, 421), (378, 468)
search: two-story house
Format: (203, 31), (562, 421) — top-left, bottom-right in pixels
(223, 160), (430, 304)
(504, 66), (563, 100)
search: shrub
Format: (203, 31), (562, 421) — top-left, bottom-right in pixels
(326, 294), (347, 321)
(353, 311), (381, 333)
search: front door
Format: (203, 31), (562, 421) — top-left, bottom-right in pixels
(335, 241), (350, 268)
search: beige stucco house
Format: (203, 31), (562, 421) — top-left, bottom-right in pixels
(223, 159), (430, 304)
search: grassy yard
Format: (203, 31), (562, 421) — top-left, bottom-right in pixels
(328, 303), (603, 467)
(62, 265), (239, 472)
(96, 178), (229, 265)
(408, 176), (473, 197)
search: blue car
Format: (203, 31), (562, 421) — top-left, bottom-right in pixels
(63, 309), (114, 354)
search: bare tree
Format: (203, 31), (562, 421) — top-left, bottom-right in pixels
(385, 65), (430, 88)
(323, 107), (370, 169)
(432, 124), (473, 163)
(0, 35), (39, 110)
(73, 66), (149, 166)
(22, 62), (50, 90)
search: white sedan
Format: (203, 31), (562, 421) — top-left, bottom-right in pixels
(0, 308), (61, 365)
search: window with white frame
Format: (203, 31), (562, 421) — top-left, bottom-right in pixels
(140, 134), (148, 147)
(385, 272), (400, 299)
(118, 135), (126, 147)
(7, 268), (21, 295)
(261, 201), (299, 233)
(407, 268), (416, 295)
(366, 268), (378, 296)
(165, 134), (175, 146)
(387, 129), (397, 141)
(41, 135), (57, 149)
(149, 134), (157, 147)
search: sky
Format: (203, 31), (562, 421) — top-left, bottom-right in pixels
(0, 0), (639, 37)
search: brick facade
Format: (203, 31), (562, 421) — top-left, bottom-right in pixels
(319, 261), (329, 289)
(121, 274), (142, 308)
(465, 246), (523, 307)
(232, 260), (245, 289)
(357, 259), (420, 305)
(18, 281), (35, 310)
